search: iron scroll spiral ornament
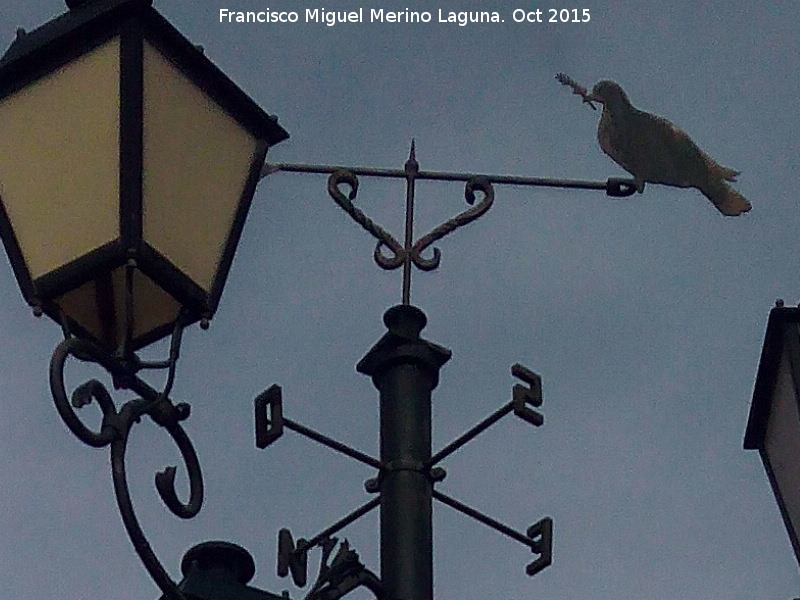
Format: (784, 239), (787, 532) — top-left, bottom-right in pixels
(411, 176), (494, 271)
(49, 329), (203, 600)
(327, 169), (495, 277)
(327, 169), (406, 270)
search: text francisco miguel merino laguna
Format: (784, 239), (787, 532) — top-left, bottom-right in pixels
(219, 8), (509, 26)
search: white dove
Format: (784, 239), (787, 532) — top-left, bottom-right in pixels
(556, 74), (751, 216)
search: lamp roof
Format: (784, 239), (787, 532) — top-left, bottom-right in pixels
(1, 0), (148, 67)
(0, 0), (288, 145)
(745, 306), (800, 449)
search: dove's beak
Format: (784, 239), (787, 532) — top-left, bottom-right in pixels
(583, 94), (600, 111)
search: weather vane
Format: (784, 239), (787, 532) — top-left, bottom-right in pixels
(246, 141), (641, 599)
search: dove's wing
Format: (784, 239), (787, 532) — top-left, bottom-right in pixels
(627, 111), (751, 216)
(623, 110), (708, 187)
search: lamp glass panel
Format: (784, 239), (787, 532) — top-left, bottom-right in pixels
(141, 41), (259, 293)
(764, 351), (800, 546)
(56, 266), (180, 349)
(0, 38), (121, 279)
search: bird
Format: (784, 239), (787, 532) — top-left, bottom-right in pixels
(559, 75), (751, 216)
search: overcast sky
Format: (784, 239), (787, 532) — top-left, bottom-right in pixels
(2, 1), (799, 599)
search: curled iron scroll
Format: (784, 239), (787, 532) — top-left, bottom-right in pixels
(328, 169), (407, 270)
(328, 171), (495, 275)
(411, 176), (495, 271)
(49, 337), (203, 600)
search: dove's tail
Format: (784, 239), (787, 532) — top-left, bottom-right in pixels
(704, 155), (740, 182)
(700, 181), (751, 216)
(720, 166), (740, 182)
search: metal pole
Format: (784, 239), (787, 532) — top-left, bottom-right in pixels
(357, 305), (451, 600)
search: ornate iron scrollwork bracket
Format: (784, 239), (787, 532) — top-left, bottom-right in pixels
(325, 148), (494, 304)
(49, 320), (203, 600)
(262, 142), (636, 305)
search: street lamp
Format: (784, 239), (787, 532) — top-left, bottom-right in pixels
(0, 1), (288, 597)
(745, 301), (800, 566)
(0, 0), (288, 354)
